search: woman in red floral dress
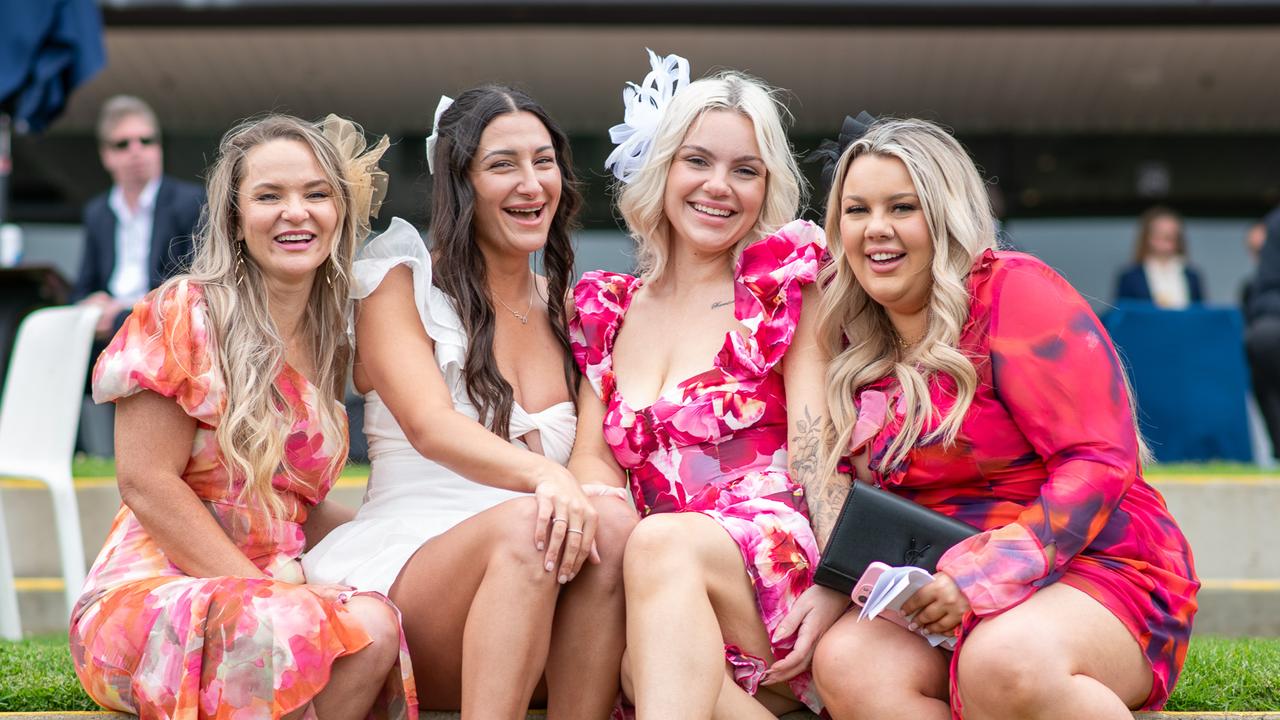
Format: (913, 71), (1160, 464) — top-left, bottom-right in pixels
(570, 56), (835, 718)
(779, 117), (1199, 720)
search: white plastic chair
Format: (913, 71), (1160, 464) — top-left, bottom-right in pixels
(0, 304), (101, 639)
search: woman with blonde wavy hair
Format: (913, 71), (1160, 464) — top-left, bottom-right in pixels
(774, 116), (1199, 720)
(569, 51), (835, 717)
(70, 114), (417, 720)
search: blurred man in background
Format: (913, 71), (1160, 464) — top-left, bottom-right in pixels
(1246, 212), (1280, 461)
(72, 95), (203, 339)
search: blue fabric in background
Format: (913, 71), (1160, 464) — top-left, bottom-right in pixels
(1103, 302), (1253, 463)
(0, 0), (105, 132)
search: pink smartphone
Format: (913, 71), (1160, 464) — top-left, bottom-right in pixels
(850, 561), (916, 633)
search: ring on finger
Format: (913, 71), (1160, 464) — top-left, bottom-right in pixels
(567, 528), (584, 535)
(552, 517), (568, 525)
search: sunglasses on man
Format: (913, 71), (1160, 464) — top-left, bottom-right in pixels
(106, 135), (157, 151)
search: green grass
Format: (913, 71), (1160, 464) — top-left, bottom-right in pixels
(1164, 636), (1280, 711)
(1, 634), (1276, 712)
(1148, 462), (1277, 476)
(0, 635), (98, 712)
(71, 454), (372, 478)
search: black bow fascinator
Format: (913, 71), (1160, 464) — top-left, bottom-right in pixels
(806, 111), (878, 192)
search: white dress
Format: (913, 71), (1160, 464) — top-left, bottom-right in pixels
(303, 217), (577, 595)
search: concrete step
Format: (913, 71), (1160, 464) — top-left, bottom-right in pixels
(3, 475), (1279, 636)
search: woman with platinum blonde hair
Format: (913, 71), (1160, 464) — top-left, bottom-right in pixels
(569, 52), (832, 717)
(779, 116), (1198, 720)
(71, 114), (417, 719)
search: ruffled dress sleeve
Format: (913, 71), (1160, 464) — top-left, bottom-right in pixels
(937, 254), (1143, 616)
(570, 270), (639, 400)
(725, 219), (828, 374)
(352, 216), (466, 385)
(91, 279), (223, 425)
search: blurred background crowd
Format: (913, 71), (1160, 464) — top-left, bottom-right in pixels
(3, 0), (1279, 466)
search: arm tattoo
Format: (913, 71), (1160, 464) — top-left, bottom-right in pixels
(791, 406), (851, 551)
(710, 299), (734, 310)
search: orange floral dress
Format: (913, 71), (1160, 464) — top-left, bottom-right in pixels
(69, 280), (417, 720)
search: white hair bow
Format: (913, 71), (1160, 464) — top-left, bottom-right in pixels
(424, 95), (455, 175)
(605, 49), (690, 184)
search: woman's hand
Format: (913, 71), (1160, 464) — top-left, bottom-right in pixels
(532, 464), (599, 584)
(762, 584), (851, 684)
(900, 572), (970, 635)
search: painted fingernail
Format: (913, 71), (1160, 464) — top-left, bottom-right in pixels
(908, 622), (919, 631)
(546, 561), (554, 572)
(558, 574), (568, 584)
(537, 542), (545, 551)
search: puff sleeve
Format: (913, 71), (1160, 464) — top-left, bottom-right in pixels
(91, 279), (224, 426)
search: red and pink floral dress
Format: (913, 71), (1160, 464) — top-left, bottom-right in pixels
(70, 280), (417, 720)
(846, 251), (1198, 718)
(571, 220), (826, 711)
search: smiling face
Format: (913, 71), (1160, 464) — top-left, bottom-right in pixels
(237, 138), (339, 289)
(468, 111), (562, 258)
(662, 109), (767, 258)
(839, 153), (935, 326)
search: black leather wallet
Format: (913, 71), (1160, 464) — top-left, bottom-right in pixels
(813, 481), (979, 595)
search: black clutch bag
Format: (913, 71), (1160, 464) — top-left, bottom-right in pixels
(813, 481), (979, 595)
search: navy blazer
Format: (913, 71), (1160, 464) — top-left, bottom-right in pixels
(72, 176), (205, 325)
(1115, 263), (1204, 306)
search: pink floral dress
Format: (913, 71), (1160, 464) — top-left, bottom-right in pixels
(846, 251), (1199, 718)
(571, 220), (826, 711)
(70, 280), (417, 720)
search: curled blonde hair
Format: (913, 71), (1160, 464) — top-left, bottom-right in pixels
(817, 118), (997, 478)
(160, 114), (364, 517)
(818, 118), (1150, 480)
(616, 72), (805, 282)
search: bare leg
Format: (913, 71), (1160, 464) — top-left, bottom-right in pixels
(623, 512), (796, 720)
(389, 497), (561, 716)
(957, 583), (1153, 720)
(544, 497), (637, 719)
(307, 596), (403, 720)
(812, 612), (951, 720)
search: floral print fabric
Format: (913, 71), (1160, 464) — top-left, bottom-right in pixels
(70, 280), (417, 720)
(571, 220), (827, 711)
(846, 251), (1198, 717)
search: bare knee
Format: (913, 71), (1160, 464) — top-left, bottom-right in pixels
(623, 513), (708, 587)
(586, 498), (638, 586)
(957, 625), (1053, 716)
(487, 498), (560, 588)
(343, 597), (401, 674)
(813, 630), (879, 715)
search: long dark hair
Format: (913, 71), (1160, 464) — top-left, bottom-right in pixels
(430, 85), (582, 438)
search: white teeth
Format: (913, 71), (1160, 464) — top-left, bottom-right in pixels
(276, 233), (313, 242)
(692, 203), (732, 217)
(870, 252), (903, 262)
(506, 206), (542, 214)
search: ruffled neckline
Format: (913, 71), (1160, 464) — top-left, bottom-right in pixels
(584, 219), (826, 413)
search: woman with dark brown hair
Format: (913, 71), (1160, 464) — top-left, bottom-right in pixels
(303, 86), (635, 718)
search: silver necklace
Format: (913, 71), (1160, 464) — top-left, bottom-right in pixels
(493, 273), (535, 325)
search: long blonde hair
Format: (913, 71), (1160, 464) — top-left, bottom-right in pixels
(161, 115), (361, 516)
(818, 118), (1150, 479)
(616, 72), (805, 282)
(817, 119), (997, 478)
